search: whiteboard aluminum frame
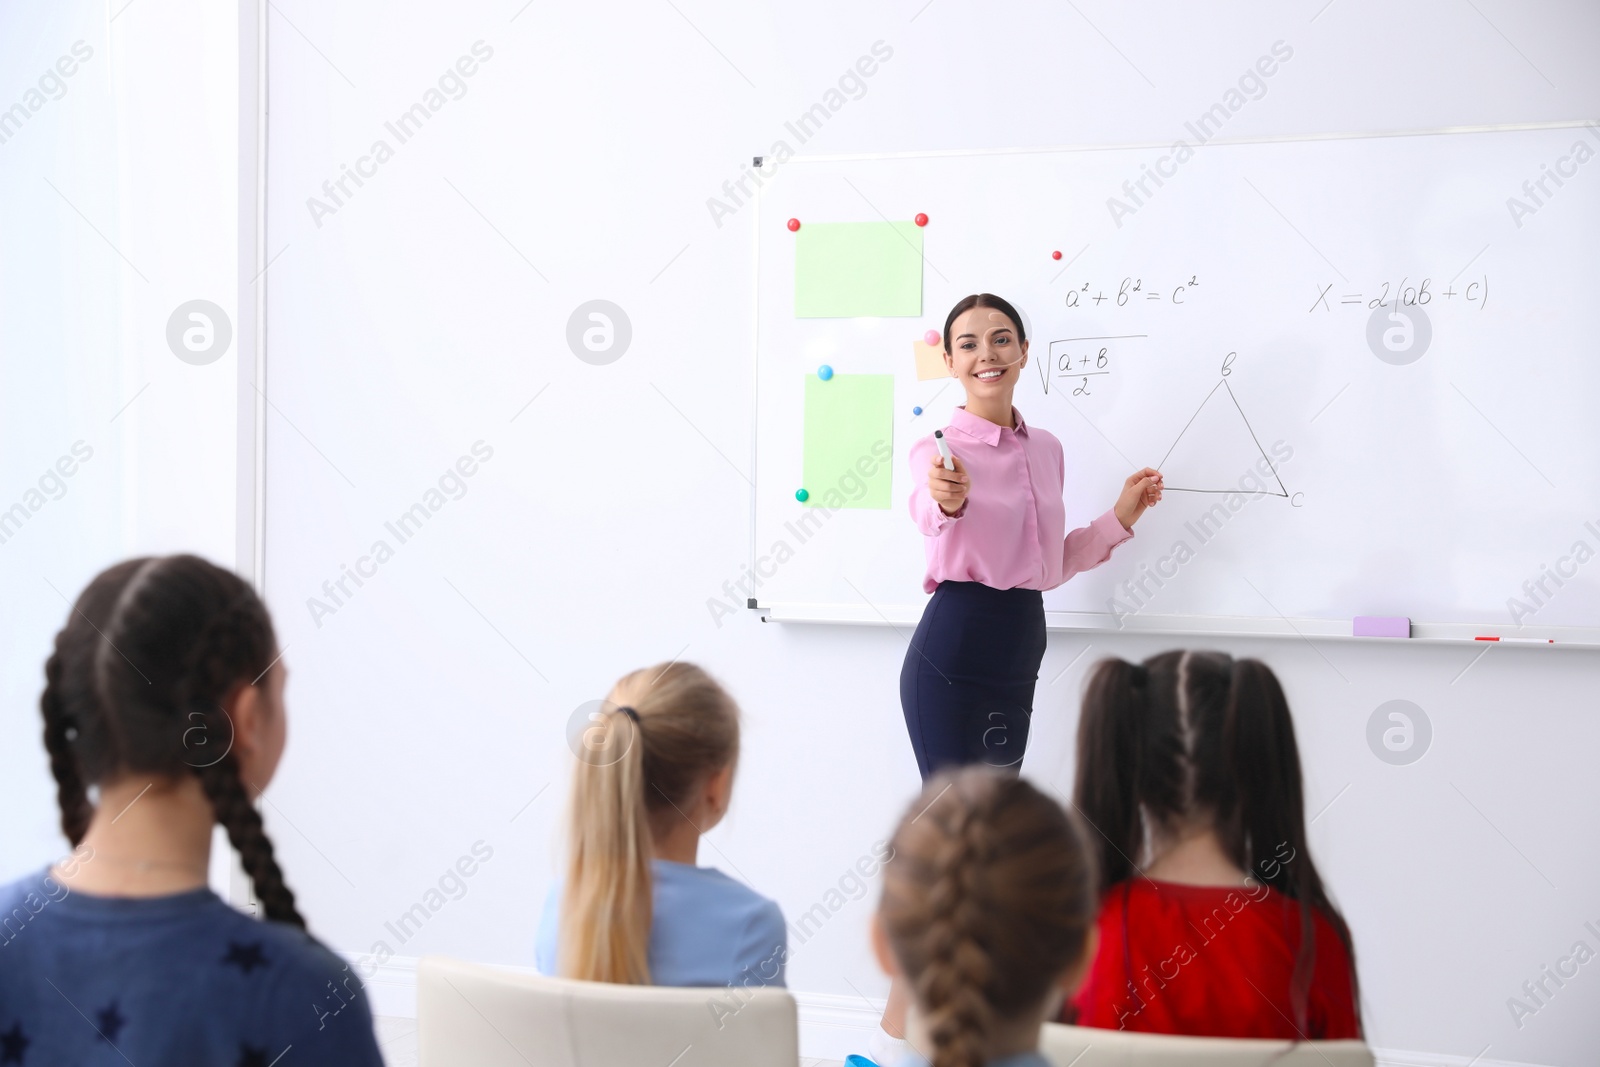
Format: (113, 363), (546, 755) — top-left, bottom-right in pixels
(758, 600), (1600, 648)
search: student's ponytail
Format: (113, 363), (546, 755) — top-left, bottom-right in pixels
(1222, 659), (1303, 892)
(1222, 657), (1360, 1035)
(1072, 657), (1151, 889)
(558, 662), (740, 985)
(881, 769), (1098, 1067)
(560, 704), (653, 984)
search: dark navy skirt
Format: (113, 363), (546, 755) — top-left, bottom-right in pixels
(898, 580), (1048, 781)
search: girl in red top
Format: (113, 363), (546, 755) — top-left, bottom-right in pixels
(1064, 651), (1362, 1040)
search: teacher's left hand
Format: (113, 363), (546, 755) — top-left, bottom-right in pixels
(1114, 467), (1164, 530)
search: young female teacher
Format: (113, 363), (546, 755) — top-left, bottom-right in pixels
(900, 293), (1165, 780)
(868, 292), (1166, 1065)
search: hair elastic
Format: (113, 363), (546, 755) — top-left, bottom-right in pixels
(616, 705), (641, 725)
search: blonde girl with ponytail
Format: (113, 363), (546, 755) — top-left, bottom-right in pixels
(872, 767), (1100, 1067)
(536, 661), (788, 988)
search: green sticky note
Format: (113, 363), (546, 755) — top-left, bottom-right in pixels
(801, 374), (895, 509)
(794, 221), (924, 318)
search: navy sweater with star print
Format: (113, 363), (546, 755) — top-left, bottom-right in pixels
(0, 868), (383, 1066)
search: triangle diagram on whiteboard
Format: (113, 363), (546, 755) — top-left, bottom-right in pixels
(1157, 379), (1287, 496)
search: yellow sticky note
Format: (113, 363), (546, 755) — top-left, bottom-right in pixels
(913, 339), (948, 381)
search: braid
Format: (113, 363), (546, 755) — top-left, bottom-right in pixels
(915, 799), (997, 1067)
(882, 770), (1098, 1067)
(40, 648), (91, 845)
(199, 755), (305, 928)
(176, 587), (305, 930)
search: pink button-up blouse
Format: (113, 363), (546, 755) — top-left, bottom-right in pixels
(908, 406), (1132, 594)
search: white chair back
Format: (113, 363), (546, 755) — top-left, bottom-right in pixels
(416, 955), (798, 1067)
(1039, 1021), (1375, 1067)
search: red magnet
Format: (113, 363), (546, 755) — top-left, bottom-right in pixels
(1052, 250), (1062, 260)
(913, 213), (928, 227)
(787, 218), (801, 232)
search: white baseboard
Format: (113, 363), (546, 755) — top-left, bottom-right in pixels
(1368, 1052), (1552, 1067)
(783, 990), (883, 1062)
(348, 953), (1554, 1067)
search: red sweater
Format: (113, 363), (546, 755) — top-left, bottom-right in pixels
(1066, 879), (1360, 1039)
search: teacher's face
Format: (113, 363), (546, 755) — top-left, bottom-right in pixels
(945, 307), (1028, 399)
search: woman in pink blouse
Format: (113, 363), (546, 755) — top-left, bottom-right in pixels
(871, 300), (1165, 1065)
(899, 293), (1164, 780)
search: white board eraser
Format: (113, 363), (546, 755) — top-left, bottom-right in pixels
(1353, 616), (1410, 638)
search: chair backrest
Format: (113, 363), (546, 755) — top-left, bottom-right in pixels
(416, 955), (798, 1067)
(1038, 1021), (1374, 1067)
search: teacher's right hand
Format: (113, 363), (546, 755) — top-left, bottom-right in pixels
(929, 452), (970, 516)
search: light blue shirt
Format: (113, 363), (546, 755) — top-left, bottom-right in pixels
(536, 859), (787, 988)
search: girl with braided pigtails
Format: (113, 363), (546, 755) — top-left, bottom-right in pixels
(0, 555), (382, 1065)
(872, 767), (1100, 1067)
(1064, 651), (1362, 1039)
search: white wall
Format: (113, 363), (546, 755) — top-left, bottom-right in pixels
(0, 2), (240, 877)
(4, 1), (1597, 1065)
(258, 3), (1600, 1063)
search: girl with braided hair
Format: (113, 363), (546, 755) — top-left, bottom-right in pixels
(872, 767), (1100, 1067)
(1064, 651), (1361, 1038)
(0, 555), (382, 1065)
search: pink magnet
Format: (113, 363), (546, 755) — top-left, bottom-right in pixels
(923, 330), (939, 346)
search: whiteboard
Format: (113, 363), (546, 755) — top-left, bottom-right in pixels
(751, 124), (1600, 641)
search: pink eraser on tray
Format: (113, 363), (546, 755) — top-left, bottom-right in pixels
(1352, 616), (1410, 638)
